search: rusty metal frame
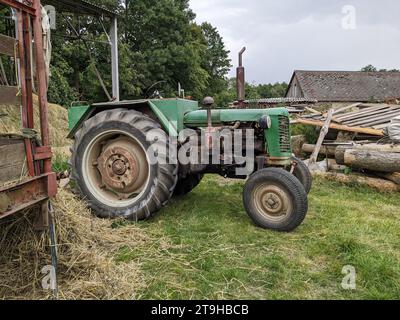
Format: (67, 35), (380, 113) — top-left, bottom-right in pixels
(0, 0), (57, 222)
(0, 0), (36, 16)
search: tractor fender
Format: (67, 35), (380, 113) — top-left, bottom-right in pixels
(67, 100), (178, 139)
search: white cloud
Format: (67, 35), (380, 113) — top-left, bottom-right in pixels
(190, 0), (400, 83)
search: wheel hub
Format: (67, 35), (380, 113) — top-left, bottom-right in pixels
(97, 144), (140, 194)
(254, 184), (290, 219)
(112, 159), (127, 175)
(264, 193), (283, 213)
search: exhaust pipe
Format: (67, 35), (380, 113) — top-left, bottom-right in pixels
(236, 47), (246, 103)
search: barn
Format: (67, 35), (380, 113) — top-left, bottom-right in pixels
(286, 70), (400, 104)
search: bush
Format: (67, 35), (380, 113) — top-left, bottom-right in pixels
(291, 124), (319, 144)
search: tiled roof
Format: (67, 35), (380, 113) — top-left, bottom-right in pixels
(288, 71), (400, 102)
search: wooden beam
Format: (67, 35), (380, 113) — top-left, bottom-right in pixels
(333, 103), (362, 115)
(0, 34), (18, 57)
(308, 109), (334, 169)
(0, 86), (20, 105)
(296, 118), (385, 136)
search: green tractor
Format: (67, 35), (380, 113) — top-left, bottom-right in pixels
(67, 49), (311, 232)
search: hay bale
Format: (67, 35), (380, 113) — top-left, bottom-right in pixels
(0, 190), (147, 300)
(0, 95), (71, 148)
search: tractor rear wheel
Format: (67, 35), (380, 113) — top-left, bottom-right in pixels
(243, 168), (308, 232)
(70, 109), (178, 220)
(290, 156), (313, 194)
(174, 174), (204, 196)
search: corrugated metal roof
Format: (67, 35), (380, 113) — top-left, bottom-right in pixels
(43, 0), (117, 17)
(244, 97), (317, 104)
(298, 103), (400, 135)
(287, 71), (400, 102)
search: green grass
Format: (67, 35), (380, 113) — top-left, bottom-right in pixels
(52, 152), (69, 173)
(115, 176), (400, 300)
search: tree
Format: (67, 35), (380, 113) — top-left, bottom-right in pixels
(123, 0), (209, 99)
(200, 23), (231, 98)
(361, 65), (399, 72)
(1, 0), (233, 106)
(361, 64), (377, 72)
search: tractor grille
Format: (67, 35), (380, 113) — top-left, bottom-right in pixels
(278, 115), (291, 153)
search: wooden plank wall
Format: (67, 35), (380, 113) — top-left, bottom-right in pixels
(0, 34), (18, 57)
(0, 136), (27, 185)
(0, 86), (19, 105)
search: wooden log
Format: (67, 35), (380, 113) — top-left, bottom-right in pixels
(335, 145), (348, 165)
(344, 150), (400, 173)
(313, 172), (400, 192)
(355, 143), (400, 153)
(302, 143), (337, 157)
(373, 172), (400, 185)
(291, 135), (306, 158)
(335, 143), (400, 165)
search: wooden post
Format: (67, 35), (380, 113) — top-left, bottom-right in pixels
(308, 109), (334, 169)
(32, 0), (51, 173)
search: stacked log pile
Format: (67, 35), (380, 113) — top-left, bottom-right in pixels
(294, 103), (400, 192)
(335, 144), (400, 173)
(301, 142), (400, 192)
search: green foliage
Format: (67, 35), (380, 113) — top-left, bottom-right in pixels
(200, 22), (231, 100)
(47, 51), (78, 107)
(213, 77), (289, 108)
(361, 64), (378, 72)
(291, 124), (319, 144)
(1, 1), (288, 109)
(361, 65), (399, 72)
(41, 0), (234, 105)
(52, 153), (69, 173)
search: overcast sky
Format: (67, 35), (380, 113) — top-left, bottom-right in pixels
(190, 0), (400, 84)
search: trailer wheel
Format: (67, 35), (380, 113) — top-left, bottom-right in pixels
(243, 168), (308, 232)
(70, 109), (178, 220)
(290, 156), (313, 194)
(174, 174), (204, 196)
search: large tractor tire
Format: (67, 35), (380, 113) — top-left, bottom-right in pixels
(70, 109), (178, 221)
(174, 174), (204, 197)
(290, 156), (313, 194)
(243, 168), (308, 232)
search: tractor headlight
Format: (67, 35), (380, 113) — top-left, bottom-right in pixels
(259, 115), (272, 129)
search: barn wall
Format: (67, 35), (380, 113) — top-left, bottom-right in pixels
(286, 76), (304, 98)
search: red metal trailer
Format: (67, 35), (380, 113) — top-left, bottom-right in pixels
(0, 0), (56, 227)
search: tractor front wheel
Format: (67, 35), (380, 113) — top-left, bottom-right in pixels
(70, 109), (178, 220)
(243, 168), (308, 232)
(290, 156), (313, 194)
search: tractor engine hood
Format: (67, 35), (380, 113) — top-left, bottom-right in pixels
(183, 108), (289, 127)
